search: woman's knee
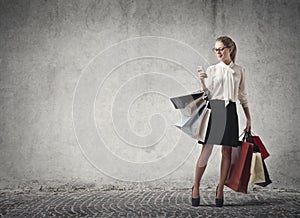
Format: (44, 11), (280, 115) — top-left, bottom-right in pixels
(221, 146), (232, 158)
(201, 144), (213, 155)
(198, 144), (213, 167)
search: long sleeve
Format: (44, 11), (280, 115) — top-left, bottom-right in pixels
(203, 66), (214, 100)
(238, 68), (249, 108)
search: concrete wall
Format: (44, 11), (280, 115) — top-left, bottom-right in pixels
(0, 0), (299, 191)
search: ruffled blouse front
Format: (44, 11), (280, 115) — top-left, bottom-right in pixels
(203, 61), (249, 108)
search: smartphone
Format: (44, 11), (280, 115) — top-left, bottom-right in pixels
(197, 66), (203, 72)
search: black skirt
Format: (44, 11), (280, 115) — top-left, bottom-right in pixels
(198, 99), (239, 147)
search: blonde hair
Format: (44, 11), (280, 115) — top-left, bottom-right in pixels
(216, 36), (237, 63)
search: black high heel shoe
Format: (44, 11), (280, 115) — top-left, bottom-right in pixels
(215, 185), (224, 207)
(191, 186), (200, 207)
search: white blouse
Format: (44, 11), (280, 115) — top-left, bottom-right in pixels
(202, 61), (249, 108)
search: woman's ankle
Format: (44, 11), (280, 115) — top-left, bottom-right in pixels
(216, 185), (224, 198)
(193, 183), (200, 190)
(192, 187), (200, 198)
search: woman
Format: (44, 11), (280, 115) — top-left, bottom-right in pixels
(191, 36), (251, 207)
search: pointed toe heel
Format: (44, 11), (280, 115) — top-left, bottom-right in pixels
(191, 186), (200, 207)
(215, 198), (224, 207)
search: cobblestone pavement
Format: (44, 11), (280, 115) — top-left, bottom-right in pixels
(0, 188), (299, 217)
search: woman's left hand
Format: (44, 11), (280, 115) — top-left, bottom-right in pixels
(244, 119), (251, 132)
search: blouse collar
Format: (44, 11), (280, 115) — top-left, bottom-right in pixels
(218, 61), (235, 74)
(219, 61), (235, 68)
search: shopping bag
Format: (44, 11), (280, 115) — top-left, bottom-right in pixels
(170, 91), (211, 141)
(169, 91), (205, 109)
(181, 96), (206, 116)
(251, 133), (270, 160)
(255, 158), (272, 187)
(244, 131), (269, 159)
(197, 107), (211, 142)
(225, 139), (254, 194)
(249, 153), (266, 184)
(244, 131), (272, 187)
(174, 101), (210, 140)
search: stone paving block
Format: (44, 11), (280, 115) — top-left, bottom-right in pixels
(0, 188), (299, 217)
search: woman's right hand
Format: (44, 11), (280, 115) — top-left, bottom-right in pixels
(198, 70), (207, 83)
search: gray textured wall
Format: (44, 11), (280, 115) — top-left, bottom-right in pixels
(0, 0), (299, 191)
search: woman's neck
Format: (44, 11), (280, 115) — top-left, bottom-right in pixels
(223, 59), (231, 65)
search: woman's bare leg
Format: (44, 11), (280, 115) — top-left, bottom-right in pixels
(192, 144), (213, 198)
(217, 145), (232, 199)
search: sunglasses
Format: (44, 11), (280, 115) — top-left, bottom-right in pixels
(212, 47), (230, 52)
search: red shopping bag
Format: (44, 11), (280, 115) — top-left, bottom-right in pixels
(225, 141), (254, 194)
(251, 134), (270, 160)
